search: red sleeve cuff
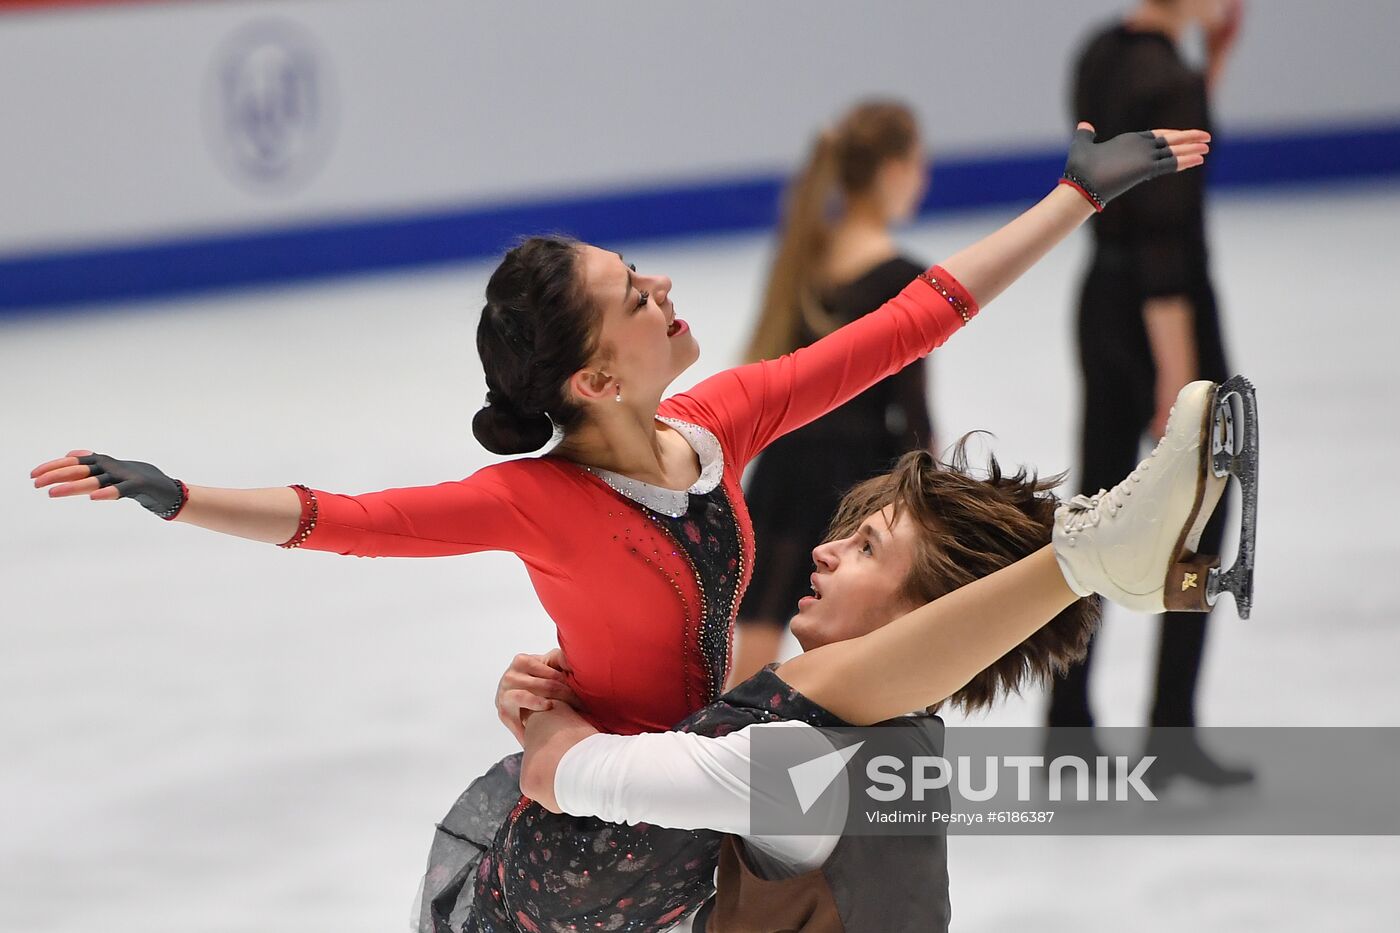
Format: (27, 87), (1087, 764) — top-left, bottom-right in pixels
(916, 265), (979, 324)
(278, 485), (320, 548)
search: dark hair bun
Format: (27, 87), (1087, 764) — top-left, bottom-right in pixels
(472, 400), (554, 455)
(475, 235), (596, 454)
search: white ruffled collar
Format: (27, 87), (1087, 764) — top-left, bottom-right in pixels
(582, 417), (724, 518)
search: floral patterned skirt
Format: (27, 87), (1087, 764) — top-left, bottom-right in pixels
(414, 668), (845, 933)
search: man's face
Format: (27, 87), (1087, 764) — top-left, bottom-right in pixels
(789, 505), (923, 650)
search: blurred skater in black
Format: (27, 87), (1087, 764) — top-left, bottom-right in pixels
(1047, 0), (1254, 788)
(731, 100), (934, 683)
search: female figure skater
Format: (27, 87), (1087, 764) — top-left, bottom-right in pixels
(1048, 0), (1252, 787)
(734, 99), (937, 684)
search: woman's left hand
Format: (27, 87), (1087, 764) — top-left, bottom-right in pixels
(495, 648), (579, 745)
(1061, 123), (1211, 211)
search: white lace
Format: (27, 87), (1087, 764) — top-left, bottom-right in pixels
(1060, 414), (1171, 534)
(1062, 465), (1146, 532)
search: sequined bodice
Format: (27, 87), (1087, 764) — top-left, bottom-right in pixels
(644, 485), (741, 702)
(579, 417), (743, 704)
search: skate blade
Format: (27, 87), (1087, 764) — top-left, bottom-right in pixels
(1206, 376), (1258, 619)
(1163, 376), (1258, 618)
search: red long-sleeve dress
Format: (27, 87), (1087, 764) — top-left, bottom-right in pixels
(285, 267), (976, 735)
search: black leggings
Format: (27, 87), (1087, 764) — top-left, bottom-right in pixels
(1047, 259), (1231, 729)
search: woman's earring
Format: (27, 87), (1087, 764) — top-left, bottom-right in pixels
(615, 383), (623, 403)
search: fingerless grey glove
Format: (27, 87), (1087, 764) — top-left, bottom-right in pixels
(1060, 126), (1178, 211)
(77, 453), (187, 520)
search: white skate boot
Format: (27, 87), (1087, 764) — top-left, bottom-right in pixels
(1054, 377), (1259, 617)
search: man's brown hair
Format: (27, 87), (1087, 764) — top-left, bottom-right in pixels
(825, 436), (1101, 713)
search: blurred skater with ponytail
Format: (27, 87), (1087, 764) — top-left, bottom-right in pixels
(733, 100), (936, 682)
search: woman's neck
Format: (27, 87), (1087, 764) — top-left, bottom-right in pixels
(837, 197), (891, 236)
(552, 402), (697, 489)
(825, 206), (897, 285)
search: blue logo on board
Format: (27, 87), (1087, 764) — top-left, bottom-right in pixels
(206, 20), (336, 192)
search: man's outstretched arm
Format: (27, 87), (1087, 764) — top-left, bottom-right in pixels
(521, 703), (811, 835)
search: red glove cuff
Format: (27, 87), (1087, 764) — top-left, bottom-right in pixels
(1059, 175), (1106, 212)
(158, 481), (190, 521)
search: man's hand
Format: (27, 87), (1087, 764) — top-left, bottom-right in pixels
(1151, 368), (1197, 439)
(495, 648), (580, 745)
(1205, 0), (1244, 89)
(1143, 295), (1199, 439)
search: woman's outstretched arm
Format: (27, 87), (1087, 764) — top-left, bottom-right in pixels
(936, 185), (1094, 307)
(669, 124), (1209, 470)
(774, 545), (1077, 726)
(172, 485), (302, 543)
(937, 125), (1208, 307)
(31, 450), (300, 544)
(30, 449), (549, 558)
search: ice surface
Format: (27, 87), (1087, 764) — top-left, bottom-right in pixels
(4, 183), (1398, 932)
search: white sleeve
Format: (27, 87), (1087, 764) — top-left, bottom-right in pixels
(553, 720), (820, 835)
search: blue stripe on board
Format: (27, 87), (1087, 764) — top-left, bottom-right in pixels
(3, 120), (1398, 314)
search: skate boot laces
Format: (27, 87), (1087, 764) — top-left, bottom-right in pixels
(1060, 410), (1173, 537)
(1061, 458), (1155, 534)
(1062, 467), (1143, 534)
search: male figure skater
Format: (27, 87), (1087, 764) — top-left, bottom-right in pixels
(498, 379), (1256, 931)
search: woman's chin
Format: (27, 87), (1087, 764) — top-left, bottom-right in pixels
(670, 341), (701, 378)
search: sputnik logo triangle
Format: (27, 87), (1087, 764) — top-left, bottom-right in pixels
(787, 741), (864, 814)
